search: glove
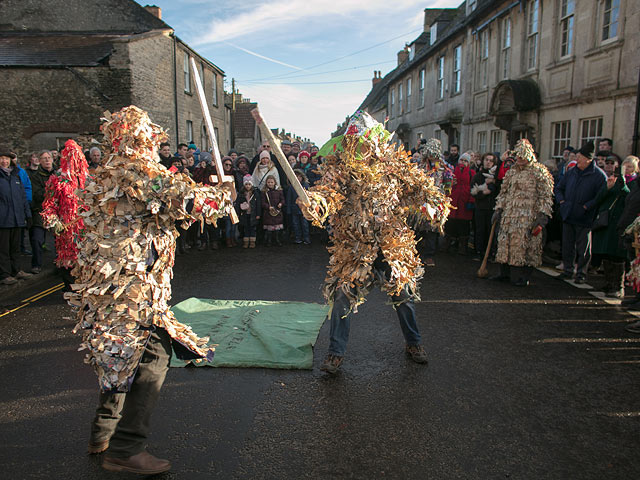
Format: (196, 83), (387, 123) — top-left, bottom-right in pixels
(491, 209), (502, 225)
(534, 212), (549, 228)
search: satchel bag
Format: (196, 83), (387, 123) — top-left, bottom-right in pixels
(592, 196), (619, 231)
(266, 191), (281, 217)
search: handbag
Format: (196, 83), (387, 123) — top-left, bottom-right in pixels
(266, 191), (281, 217)
(592, 196), (619, 231)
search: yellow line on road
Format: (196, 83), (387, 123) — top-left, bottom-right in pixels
(0, 284), (64, 318)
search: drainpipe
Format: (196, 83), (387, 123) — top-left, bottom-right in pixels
(172, 33), (180, 144)
(633, 68), (640, 156)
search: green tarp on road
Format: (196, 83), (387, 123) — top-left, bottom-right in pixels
(169, 298), (329, 369)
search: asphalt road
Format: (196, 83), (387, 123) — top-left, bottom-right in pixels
(1, 242), (639, 479)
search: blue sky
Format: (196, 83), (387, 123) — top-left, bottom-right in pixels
(146, 0), (459, 146)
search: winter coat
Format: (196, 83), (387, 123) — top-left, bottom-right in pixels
(592, 177), (628, 258)
(236, 187), (261, 226)
(307, 164), (322, 186)
(470, 170), (497, 210)
(0, 168), (31, 228)
(449, 165), (475, 220)
(618, 177), (640, 235)
(555, 160), (607, 227)
(286, 181), (310, 215)
(261, 188), (285, 226)
(251, 153), (288, 187)
(28, 165), (55, 228)
(252, 164), (280, 190)
(14, 165), (32, 203)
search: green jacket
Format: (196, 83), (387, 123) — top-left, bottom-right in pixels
(28, 166), (55, 228)
(592, 177), (628, 258)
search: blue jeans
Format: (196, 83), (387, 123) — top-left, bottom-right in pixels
(224, 216), (237, 240)
(291, 213), (310, 242)
(327, 254), (421, 356)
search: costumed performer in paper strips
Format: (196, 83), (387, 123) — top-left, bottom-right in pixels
(40, 139), (89, 291)
(490, 138), (554, 286)
(298, 111), (451, 374)
(67, 106), (236, 475)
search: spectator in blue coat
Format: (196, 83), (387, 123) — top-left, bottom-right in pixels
(555, 141), (607, 283)
(0, 148), (32, 285)
(286, 169), (311, 244)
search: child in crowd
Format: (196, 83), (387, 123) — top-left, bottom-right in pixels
(287, 154), (297, 169)
(287, 169), (311, 244)
(261, 175), (285, 246)
(237, 175), (261, 248)
(307, 155), (323, 187)
(295, 151), (311, 175)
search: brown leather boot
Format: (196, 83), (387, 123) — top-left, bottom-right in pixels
(102, 451), (171, 475)
(242, 238), (249, 249)
(87, 439), (109, 454)
(249, 237), (256, 248)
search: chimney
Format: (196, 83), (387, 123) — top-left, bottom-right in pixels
(372, 70), (382, 87)
(397, 46), (409, 66)
(144, 5), (162, 19)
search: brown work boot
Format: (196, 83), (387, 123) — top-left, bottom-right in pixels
(243, 237), (249, 249)
(87, 439), (109, 454)
(102, 451), (171, 475)
(249, 237), (256, 248)
(319, 354), (343, 374)
(405, 344), (428, 364)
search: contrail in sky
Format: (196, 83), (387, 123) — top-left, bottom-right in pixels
(224, 42), (303, 71)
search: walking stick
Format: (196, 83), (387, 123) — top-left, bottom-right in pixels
(250, 107), (311, 206)
(190, 58), (238, 223)
(477, 221), (497, 278)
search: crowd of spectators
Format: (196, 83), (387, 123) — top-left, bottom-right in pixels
(2, 135), (640, 333)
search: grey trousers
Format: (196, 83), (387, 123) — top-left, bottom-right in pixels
(562, 223), (591, 277)
(90, 327), (172, 458)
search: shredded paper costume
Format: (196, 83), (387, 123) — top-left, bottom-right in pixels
(68, 106), (235, 392)
(301, 111), (450, 310)
(494, 139), (554, 267)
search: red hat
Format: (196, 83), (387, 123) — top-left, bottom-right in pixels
(298, 150), (310, 159)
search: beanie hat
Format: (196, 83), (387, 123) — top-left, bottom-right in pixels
(199, 151), (213, 164)
(298, 150), (310, 159)
(578, 141), (595, 160)
(188, 143), (197, 150)
(259, 150), (271, 159)
(459, 152), (472, 163)
(243, 174), (253, 185)
(0, 146), (16, 159)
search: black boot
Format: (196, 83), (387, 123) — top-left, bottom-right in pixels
(275, 231), (282, 246)
(458, 236), (469, 255)
(490, 263), (510, 282)
(601, 259), (613, 294)
(265, 231), (272, 247)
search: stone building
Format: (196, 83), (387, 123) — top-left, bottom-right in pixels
(359, 0), (639, 160)
(0, 0), (228, 154)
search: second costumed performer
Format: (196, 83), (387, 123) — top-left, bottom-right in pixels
(67, 106), (236, 475)
(299, 111), (451, 374)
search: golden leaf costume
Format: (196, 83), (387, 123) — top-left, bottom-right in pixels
(303, 111), (450, 311)
(68, 106), (234, 392)
(494, 139), (554, 267)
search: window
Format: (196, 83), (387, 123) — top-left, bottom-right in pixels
(199, 62), (205, 88)
(434, 129), (442, 141)
(580, 117), (603, 146)
(186, 120), (193, 142)
(437, 56), (445, 99)
(551, 121), (571, 158)
(200, 124), (209, 152)
(478, 31), (489, 87)
(183, 52), (191, 93)
(468, 0), (477, 12)
(398, 83), (403, 116)
(602, 0), (620, 42)
(409, 45), (415, 61)
(212, 72), (218, 106)
(527, 0), (539, 70)
(560, 0), (575, 58)
(501, 17), (511, 79)
(491, 130), (503, 153)
(406, 77), (412, 113)
(418, 69), (425, 107)
(453, 45), (461, 94)
(430, 24), (438, 45)
(214, 127), (219, 144)
(477, 131), (487, 153)
(390, 88), (395, 118)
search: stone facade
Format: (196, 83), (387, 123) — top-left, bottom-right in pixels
(0, 0), (228, 155)
(361, 0), (639, 160)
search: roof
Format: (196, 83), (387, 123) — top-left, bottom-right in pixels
(0, 34), (115, 66)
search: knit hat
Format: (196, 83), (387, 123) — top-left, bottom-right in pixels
(459, 152), (472, 163)
(199, 151), (213, 164)
(298, 150), (310, 159)
(259, 150), (271, 159)
(188, 143), (197, 150)
(578, 141), (595, 160)
(282, 140), (292, 146)
(243, 174), (253, 185)
(0, 145), (16, 159)
(513, 139), (537, 163)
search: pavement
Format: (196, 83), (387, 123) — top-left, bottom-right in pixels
(1, 239), (639, 479)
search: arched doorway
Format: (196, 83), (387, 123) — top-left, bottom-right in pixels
(489, 79), (541, 148)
